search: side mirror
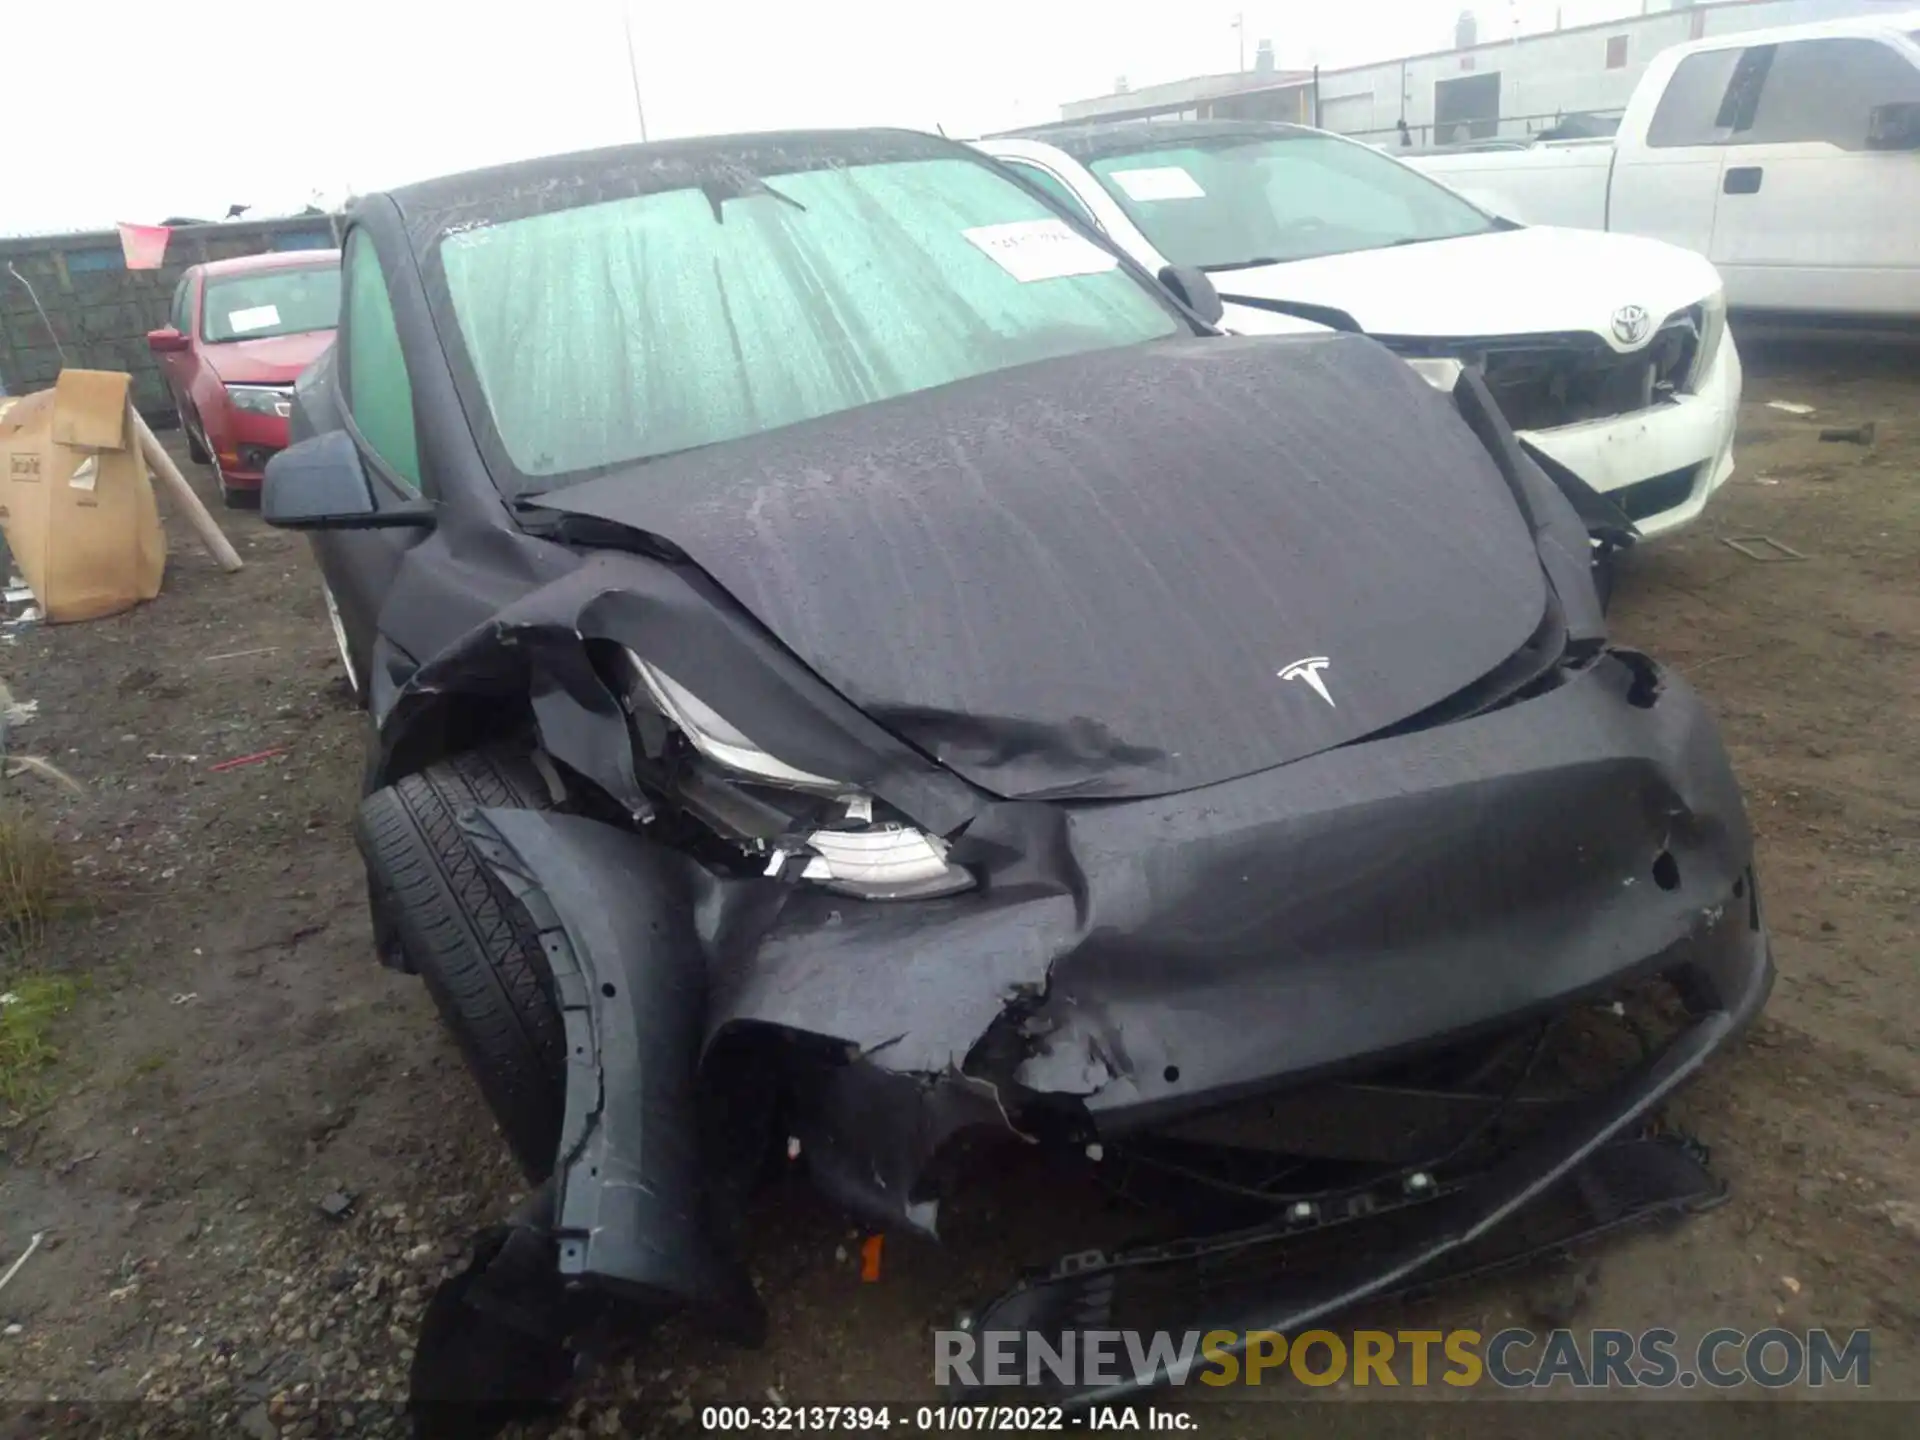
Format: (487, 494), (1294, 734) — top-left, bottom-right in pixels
(1158, 264), (1225, 327)
(263, 430), (433, 530)
(1868, 101), (1920, 151)
(146, 327), (191, 354)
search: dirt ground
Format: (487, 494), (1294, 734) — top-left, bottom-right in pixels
(0, 329), (1914, 1437)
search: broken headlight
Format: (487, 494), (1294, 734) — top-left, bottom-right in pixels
(629, 654), (841, 792)
(772, 805), (973, 901)
(621, 651), (974, 901)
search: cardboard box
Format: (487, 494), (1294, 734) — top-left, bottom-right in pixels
(0, 370), (165, 622)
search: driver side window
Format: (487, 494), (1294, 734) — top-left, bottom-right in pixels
(342, 232), (422, 494)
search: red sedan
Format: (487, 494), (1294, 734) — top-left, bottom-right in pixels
(147, 250), (341, 506)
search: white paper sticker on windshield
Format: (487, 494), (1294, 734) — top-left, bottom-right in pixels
(227, 304), (281, 333)
(962, 219), (1119, 283)
(1108, 166), (1207, 202)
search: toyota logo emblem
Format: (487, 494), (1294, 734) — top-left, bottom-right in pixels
(1612, 304), (1652, 346)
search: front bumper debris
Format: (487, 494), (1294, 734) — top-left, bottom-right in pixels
(956, 1011), (1757, 1407)
(1516, 324), (1742, 539)
(441, 642), (1769, 1406)
(959, 1131), (1725, 1405)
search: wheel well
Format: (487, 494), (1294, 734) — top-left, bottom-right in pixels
(369, 691), (540, 794)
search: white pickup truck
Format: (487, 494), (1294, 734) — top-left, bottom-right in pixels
(1410, 11), (1920, 318)
(978, 122), (1738, 540)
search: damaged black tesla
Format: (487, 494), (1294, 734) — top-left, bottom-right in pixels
(263, 127), (1771, 1427)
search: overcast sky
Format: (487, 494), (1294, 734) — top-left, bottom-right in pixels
(6, 0), (1654, 235)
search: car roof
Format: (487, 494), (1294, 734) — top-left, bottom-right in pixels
(1661, 9), (1920, 58)
(195, 249), (340, 278)
(379, 128), (972, 245)
(986, 119), (1318, 163)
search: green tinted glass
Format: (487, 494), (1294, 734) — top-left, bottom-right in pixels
(440, 156), (1179, 483)
(344, 234), (420, 492)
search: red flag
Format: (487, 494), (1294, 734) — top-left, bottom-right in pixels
(116, 223), (171, 270)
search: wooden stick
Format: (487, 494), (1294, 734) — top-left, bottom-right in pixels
(130, 408), (244, 573)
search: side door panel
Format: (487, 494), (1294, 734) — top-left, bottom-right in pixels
(1609, 47), (1742, 258)
(1707, 37), (1920, 316)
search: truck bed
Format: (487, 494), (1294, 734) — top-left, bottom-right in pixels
(1410, 140), (1616, 231)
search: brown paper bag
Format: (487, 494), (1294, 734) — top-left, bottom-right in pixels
(0, 370), (166, 622)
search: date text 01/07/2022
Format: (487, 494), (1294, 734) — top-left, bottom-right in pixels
(699, 1405), (1200, 1431)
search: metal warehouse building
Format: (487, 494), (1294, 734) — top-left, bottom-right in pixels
(1052, 0), (1910, 147)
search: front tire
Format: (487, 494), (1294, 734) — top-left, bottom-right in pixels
(358, 748), (568, 1178)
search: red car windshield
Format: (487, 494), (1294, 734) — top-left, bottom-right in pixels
(200, 266), (341, 344)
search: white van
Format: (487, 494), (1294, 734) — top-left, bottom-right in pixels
(1411, 11), (1920, 317)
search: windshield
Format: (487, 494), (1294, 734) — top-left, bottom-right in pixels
(200, 266), (340, 343)
(437, 155), (1183, 486)
(1085, 132), (1500, 270)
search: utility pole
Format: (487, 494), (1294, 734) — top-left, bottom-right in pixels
(1232, 11), (1245, 71)
(621, 1), (650, 142)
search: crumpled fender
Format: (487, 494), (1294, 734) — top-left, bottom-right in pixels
(370, 554), (986, 833)
(457, 658), (1772, 1275)
(461, 806), (765, 1342)
(467, 803), (1025, 1250)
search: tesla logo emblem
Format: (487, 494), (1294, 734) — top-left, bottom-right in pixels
(1611, 304), (1651, 346)
(1279, 656), (1335, 707)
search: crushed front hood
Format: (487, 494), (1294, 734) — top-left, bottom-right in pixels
(1214, 227), (1723, 344)
(530, 333), (1546, 800)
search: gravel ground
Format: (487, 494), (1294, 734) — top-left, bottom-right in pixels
(0, 329), (1914, 1436)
